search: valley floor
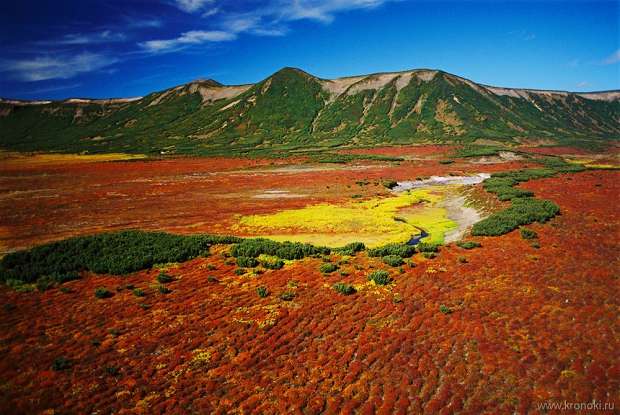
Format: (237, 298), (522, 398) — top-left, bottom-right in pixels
(0, 146), (618, 413)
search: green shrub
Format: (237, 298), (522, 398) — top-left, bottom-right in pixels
(236, 256), (259, 268)
(458, 256), (468, 264)
(105, 366), (120, 377)
(333, 282), (356, 295)
(382, 255), (404, 267)
(257, 286), (269, 298)
(423, 252), (436, 259)
(94, 288), (112, 299)
(0, 230), (236, 284)
(319, 263), (339, 274)
(156, 272), (174, 283)
(456, 241), (481, 250)
(520, 227), (538, 239)
(36, 275), (56, 292)
(158, 285), (172, 294)
(334, 242), (365, 256)
(471, 198), (559, 236)
(279, 291), (295, 301)
(52, 357), (72, 371)
(416, 242), (439, 253)
(259, 255), (285, 270)
(132, 288), (145, 297)
(439, 304), (452, 314)
(439, 159), (454, 164)
(231, 238), (329, 260)
(234, 268), (246, 275)
(368, 270), (392, 285)
(367, 243), (415, 258)
(382, 179), (398, 189)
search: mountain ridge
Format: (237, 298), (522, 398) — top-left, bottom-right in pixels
(2, 67), (618, 104)
(1, 66), (618, 155)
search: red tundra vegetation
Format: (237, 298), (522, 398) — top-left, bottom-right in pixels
(0, 148), (618, 413)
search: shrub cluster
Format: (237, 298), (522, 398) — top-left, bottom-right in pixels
(382, 255), (404, 267)
(319, 263), (339, 274)
(520, 227), (538, 240)
(416, 242), (439, 253)
(0, 230), (238, 284)
(368, 270), (392, 285)
(334, 242), (365, 256)
(472, 198), (559, 236)
(156, 272), (174, 283)
(256, 286), (269, 298)
(94, 287), (113, 299)
(236, 256), (259, 268)
(259, 255), (285, 270)
(230, 238), (329, 260)
(483, 169), (556, 201)
(456, 241), (481, 250)
(333, 282), (356, 295)
(367, 243), (415, 258)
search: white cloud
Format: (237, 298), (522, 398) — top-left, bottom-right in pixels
(141, 30), (236, 52)
(602, 49), (620, 65)
(174, 0), (214, 13)
(577, 81), (591, 88)
(283, 0), (389, 22)
(144, 0), (393, 53)
(40, 30), (126, 46)
(1, 52), (119, 81)
(201, 8), (219, 18)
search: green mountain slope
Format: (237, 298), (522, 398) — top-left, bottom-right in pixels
(1, 68), (618, 155)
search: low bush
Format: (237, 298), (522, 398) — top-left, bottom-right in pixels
(382, 179), (398, 189)
(456, 241), (481, 250)
(368, 270), (392, 285)
(367, 243), (415, 258)
(259, 255), (285, 270)
(94, 287), (112, 299)
(234, 268), (246, 275)
(334, 242), (365, 256)
(423, 252), (436, 259)
(52, 357), (72, 371)
(156, 272), (174, 283)
(231, 238), (329, 260)
(333, 282), (356, 295)
(520, 227), (538, 239)
(439, 304), (453, 314)
(158, 285), (172, 294)
(256, 286), (269, 298)
(279, 291), (295, 301)
(382, 255), (404, 267)
(0, 230), (237, 284)
(236, 256), (259, 268)
(132, 288), (145, 297)
(471, 198), (559, 236)
(439, 159), (454, 164)
(319, 263), (339, 274)
(416, 242), (439, 253)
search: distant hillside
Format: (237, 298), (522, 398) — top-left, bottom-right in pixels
(1, 67), (618, 155)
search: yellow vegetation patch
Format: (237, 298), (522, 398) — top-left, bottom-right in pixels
(235, 188), (457, 248)
(0, 151), (146, 166)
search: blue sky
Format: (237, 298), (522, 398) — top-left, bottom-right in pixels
(0, 0), (618, 99)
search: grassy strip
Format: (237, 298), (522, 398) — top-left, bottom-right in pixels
(0, 230), (241, 284)
(230, 238), (330, 260)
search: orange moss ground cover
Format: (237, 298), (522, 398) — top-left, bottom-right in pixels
(0, 154), (526, 254)
(0, 170), (618, 414)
